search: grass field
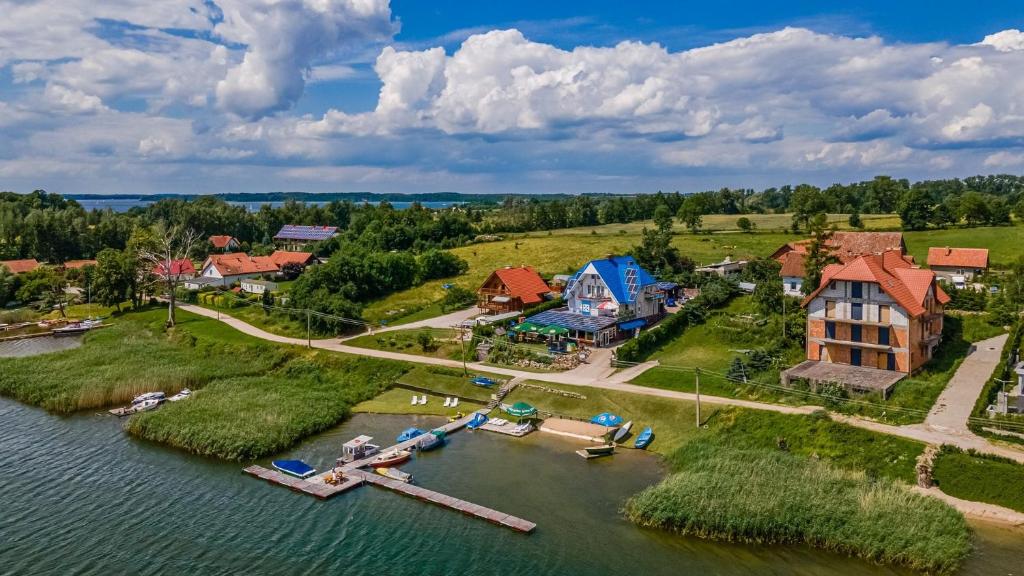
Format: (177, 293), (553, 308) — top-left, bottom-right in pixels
(933, 448), (1024, 513)
(346, 328), (465, 360)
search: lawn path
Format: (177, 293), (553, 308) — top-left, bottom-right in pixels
(177, 304), (1024, 463)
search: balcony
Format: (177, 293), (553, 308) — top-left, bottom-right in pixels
(822, 316), (896, 329)
(811, 336), (894, 351)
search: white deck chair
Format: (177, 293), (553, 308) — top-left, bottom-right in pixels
(419, 395), (427, 405)
(451, 398), (459, 407)
(443, 397), (451, 407)
(411, 395), (417, 405)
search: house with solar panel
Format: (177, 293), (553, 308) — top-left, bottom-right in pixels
(273, 225), (339, 251)
(526, 255), (662, 347)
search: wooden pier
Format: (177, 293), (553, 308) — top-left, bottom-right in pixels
(243, 408), (537, 533)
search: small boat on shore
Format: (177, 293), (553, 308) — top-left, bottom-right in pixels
(612, 421), (633, 443)
(375, 467), (413, 483)
(467, 413), (488, 430)
(584, 444), (615, 456)
(272, 459), (317, 479)
(370, 449), (412, 468)
(132, 392), (166, 405)
(634, 427), (654, 449)
(168, 389), (192, 402)
(396, 427), (425, 442)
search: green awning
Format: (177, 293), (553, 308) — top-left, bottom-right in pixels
(513, 322), (544, 333)
(541, 325), (568, 336)
(505, 402), (537, 417)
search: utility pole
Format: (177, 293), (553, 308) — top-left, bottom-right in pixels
(695, 368), (701, 428)
(460, 326), (468, 376)
(782, 296), (786, 340)
(306, 309), (311, 348)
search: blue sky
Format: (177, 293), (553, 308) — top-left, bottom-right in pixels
(1, 1), (1024, 195)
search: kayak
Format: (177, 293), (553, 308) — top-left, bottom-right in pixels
(612, 420), (633, 443)
(634, 427), (654, 449)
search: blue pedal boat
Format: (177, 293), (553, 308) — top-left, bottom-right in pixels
(272, 459), (317, 479)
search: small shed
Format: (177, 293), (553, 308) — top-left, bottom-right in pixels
(241, 278), (278, 295)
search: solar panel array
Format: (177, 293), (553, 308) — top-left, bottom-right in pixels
(273, 225), (339, 241)
(625, 267), (639, 301)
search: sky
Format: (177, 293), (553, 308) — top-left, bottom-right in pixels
(2, 1), (1024, 196)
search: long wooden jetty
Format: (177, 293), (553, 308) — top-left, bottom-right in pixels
(243, 408), (536, 533)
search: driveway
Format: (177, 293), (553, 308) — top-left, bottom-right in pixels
(923, 333), (1008, 433)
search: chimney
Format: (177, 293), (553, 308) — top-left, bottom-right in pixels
(945, 247), (952, 256)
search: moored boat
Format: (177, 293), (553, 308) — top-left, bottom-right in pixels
(634, 427), (654, 449)
(132, 391), (166, 405)
(466, 412), (488, 429)
(375, 467), (413, 483)
(369, 449), (412, 468)
(168, 388), (192, 402)
(584, 444), (615, 456)
(612, 420), (633, 443)
(134, 399), (160, 412)
(396, 427), (425, 442)
(272, 459), (317, 479)
(416, 430), (446, 452)
(52, 323), (90, 336)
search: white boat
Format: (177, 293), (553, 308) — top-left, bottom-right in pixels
(132, 392), (166, 405)
(613, 421), (633, 443)
(135, 399), (160, 412)
(168, 389), (192, 402)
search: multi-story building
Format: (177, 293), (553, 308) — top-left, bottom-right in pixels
(476, 266), (552, 315)
(772, 231), (908, 296)
(783, 250), (948, 396)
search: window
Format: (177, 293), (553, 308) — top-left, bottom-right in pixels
(851, 349), (862, 366)
(829, 281), (837, 290)
(851, 281), (863, 298)
(878, 327), (890, 346)
(825, 321), (836, 339)
(879, 305), (890, 324)
(887, 353), (896, 371)
(851, 325), (862, 342)
(825, 300), (836, 318)
(851, 303), (863, 321)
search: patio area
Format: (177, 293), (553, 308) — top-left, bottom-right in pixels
(782, 360), (906, 398)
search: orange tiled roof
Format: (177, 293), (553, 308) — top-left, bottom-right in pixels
(774, 232), (908, 275)
(486, 266), (551, 304)
(803, 250), (945, 317)
(927, 247), (989, 269)
(779, 252), (806, 277)
(63, 259), (97, 269)
(154, 259), (196, 277)
(209, 235), (238, 249)
(205, 253), (278, 276)
(269, 250), (314, 267)
(0, 259), (39, 274)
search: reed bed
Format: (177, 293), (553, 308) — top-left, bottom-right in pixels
(125, 356), (407, 460)
(624, 443), (971, 574)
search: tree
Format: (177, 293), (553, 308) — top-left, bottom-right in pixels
(0, 264), (18, 305)
(416, 330), (436, 352)
(93, 248), (132, 312)
(789, 184), (827, 232)
(752, 278), (783, 315)
(261, 287), (274, 315)
(441, 285), (475, 312)
(897, 187), (931, 231)
(138, 226), (200, 327)
(417, 249), (469, 281)
(958, 191), (990, 226)
(676, 196), (704, 233)
(1014, 198), (1024, 222)
(736, 217), (754, 232)
(801, 215), (840, 295)
(633, 205), (682, 274)
(16, 266), (69, 317)
(726, 356), (747, 382)
(847, 211), (864, 229)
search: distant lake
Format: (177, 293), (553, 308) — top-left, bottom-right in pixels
(74, 198), (463, 213)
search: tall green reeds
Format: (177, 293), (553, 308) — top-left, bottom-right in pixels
(624, 443), (971, 574)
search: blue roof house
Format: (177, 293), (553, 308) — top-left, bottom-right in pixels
(527, 255), (661, 347)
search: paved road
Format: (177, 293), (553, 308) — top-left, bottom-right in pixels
(360, 306), (481, 336)
(178, 304), (1024, 463)
(924, 334), (1008, 432)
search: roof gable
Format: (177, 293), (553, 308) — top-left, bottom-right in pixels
(269, 250), (314, 267)
(489, 266), (550, 304)
(0, 259), (40, 274)
(804, 250), (940, 317)
(205, 253), (278, 276)
(209, 235), (237, 249)
(575, 255), (656, 304)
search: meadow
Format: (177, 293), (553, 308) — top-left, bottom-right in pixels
(933, 447), (1024, 513)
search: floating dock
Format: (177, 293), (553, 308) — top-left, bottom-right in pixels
(245, 409), (537, 533)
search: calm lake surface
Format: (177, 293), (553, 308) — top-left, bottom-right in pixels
(0, 398), (1020, 575)
(74, 198), (462, 213)
(0, 334), (83, 358)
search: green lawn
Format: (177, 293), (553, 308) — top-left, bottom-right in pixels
(933, 448), (1024, 513)
(346, 327), (466, 360)
(904, 225), (1024, 268)
(193, 294), (311, 339)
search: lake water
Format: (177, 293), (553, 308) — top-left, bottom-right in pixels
(74, 198), (462, 213)
(0, 334), (83, 358)
(0, 400), (1020, 575)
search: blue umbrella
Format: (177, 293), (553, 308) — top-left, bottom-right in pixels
(590, 412), (623, 427)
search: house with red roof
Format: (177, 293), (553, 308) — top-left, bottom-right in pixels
(772, 231), (909, 296)
(782, 250), (948, 397)
(268, 250), (315, 268)
(477, 266), (552, 315)
(199, 253), (278, 287)
(153, 259), (197, 279)
(62, 259), (98, 270)
(209, 235), (241, 252)
(926, 247), (989, 286)
(0, 259), (40, 274)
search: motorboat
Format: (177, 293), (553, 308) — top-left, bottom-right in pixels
(470, 376), (496, 388)
(134, 399), (160, 412)
(168, 389), (192, 402)
(584, 444), (615, 456)
(466, 413), (488, 430)
(511, 422), (533, 436)
(634, 427), (654, 449)
(52, 323), (90, 336)
(416, 430), (446, 452)
(132, 392), (166, 405)
(612, 420), (633, 443)
(375, 467), (413, 483)
(396, 427), (425, 442)
(369, 449), (412, 468)
(272, 459), (317, 479)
